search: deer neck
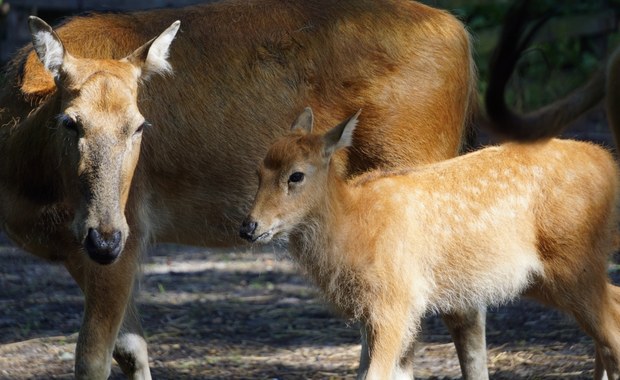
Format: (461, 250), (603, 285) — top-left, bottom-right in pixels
(1, 94), (65, 207)
(0, 94), (78, 256)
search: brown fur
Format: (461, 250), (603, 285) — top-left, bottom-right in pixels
(244, 111), (620, 379)
(0, 1), (478, 379)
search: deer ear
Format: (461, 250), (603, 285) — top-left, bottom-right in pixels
(290, 107), (314, 134)
(323, 109), (361, 156)
(125, 20), (180, 79)
(28, 16), (66, 79)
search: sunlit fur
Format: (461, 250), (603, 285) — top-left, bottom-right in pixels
(0, 1), (478, 379)
(246, 117), (620, 380)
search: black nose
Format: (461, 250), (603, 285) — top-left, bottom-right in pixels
(84, 228), (122, 265)
(239, 219), (257, 241)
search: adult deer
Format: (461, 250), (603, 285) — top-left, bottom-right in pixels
(0, 1), (481, 378)
(241, 108), (620, 379)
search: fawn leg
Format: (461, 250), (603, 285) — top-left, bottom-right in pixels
(442, 307), (489, 380)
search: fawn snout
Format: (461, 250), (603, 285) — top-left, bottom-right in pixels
(239, 218), (258, 241)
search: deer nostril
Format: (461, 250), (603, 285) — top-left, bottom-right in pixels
(86, 228), (103, 247)
(239, 219), (257, 241)
(84, 228), (123, 265)
(110, 230), (121, 246)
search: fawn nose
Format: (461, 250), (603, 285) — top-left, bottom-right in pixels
(239, 219), (257, 241)
(84, 228), (122, 265)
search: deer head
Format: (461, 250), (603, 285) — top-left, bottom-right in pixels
(28, 17), (180, 264)
(240, 107), (360, 243)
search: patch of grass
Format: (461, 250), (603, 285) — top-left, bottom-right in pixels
(446, 1), (616, 112)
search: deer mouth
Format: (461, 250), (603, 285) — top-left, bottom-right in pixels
(252, 230), (273, 243)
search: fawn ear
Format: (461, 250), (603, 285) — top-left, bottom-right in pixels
(323, 109), (361, 156)
(28, 16), (66, 79)
(125, 20), (180, 79)
(290, 107), (314, 134)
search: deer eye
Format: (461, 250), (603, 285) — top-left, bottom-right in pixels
(288, 172), (305, 183)
(59, 115), (78, 133)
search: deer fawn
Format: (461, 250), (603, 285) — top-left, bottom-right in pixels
(241, 108), (620, 379)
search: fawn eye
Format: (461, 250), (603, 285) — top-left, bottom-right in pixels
(135, 121), (151, 135)
(288, 172), (305, 183)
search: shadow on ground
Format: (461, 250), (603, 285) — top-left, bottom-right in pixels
(0, 237), (608, 379)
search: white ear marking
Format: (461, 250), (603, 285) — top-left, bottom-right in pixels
(323, 109), (361, 156)
(28, 16), (65, 78)
(291, 107), (314, 134)
(144, 20), (181, 76)
(336, 109), (361, 149)
(125, 20), (181, 80)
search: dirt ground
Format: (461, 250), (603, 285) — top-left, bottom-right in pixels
(0, 232), (616, 380)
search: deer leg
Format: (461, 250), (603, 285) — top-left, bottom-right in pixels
(359, 326), (417, 380)
(573, 284), (620, 380)
(568, 290), (620, 379)
(595, 345), (610, 380)
(442, 307), (489, 380)
(385, 308), (488, 380)
(362, 306), (418, 380)
(529, 268), (620, 380)
(113, 291), (152, 380)
(394, 338), (416, 380)
(358, 325), (371, 380)
(64, 241), (143, 380)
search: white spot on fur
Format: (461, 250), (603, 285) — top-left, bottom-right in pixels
(116, 333), (146, 352)
(531, 166), (544, 179)
(115, 332), (149, 366)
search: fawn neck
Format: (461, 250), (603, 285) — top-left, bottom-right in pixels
(288, 164), (368, 318)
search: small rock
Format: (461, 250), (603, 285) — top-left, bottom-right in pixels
(59, 351), (75, 361)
